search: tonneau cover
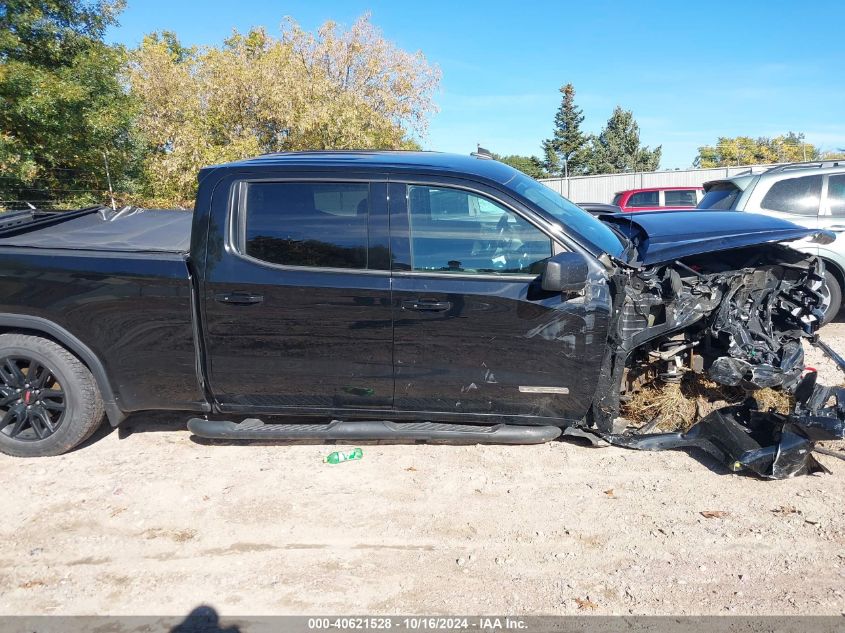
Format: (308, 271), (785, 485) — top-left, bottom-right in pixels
(0, 207), (191, 253)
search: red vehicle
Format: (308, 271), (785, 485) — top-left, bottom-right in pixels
(612, 186), (704, 212)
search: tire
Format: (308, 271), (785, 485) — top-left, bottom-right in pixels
(822, 270), (843, 326)
(0, 334), (104, 457)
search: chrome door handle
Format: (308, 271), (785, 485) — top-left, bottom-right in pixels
(214, 292), (264, 305)
(402, 299), (452, 312)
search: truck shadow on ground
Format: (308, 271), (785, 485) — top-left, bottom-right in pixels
(73, 410), (189, 452)
(556, 433), (734, 477)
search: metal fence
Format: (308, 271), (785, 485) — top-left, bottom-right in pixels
(539, 164), (778, 204)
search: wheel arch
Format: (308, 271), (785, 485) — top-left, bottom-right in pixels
(820, 255), (845, 291)
(0, 314), (125, 426)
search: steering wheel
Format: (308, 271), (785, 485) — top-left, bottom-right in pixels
(495, 213), (515, 251)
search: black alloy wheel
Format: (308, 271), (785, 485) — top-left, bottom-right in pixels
(0, 356), (66, 441)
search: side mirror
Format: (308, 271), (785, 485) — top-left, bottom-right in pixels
(541, 252), (589, 293)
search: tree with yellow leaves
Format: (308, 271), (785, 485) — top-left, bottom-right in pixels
(128, 15), (440, 207)
(696, 132), (819, 168)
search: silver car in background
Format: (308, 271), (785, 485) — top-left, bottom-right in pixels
(700, 160), (845, 322)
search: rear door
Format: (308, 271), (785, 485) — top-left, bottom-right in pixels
(201, 175), (394, 413)
(756, 174), (821, 256)
(388, 178), (609, 423)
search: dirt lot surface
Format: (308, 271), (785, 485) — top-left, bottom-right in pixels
(2, 326), (845, 617)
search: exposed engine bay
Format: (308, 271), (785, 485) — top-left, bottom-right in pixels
(585, 243), (845, 479)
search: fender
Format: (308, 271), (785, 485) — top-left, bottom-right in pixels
(0, 313), (126, 426)
(817, 252), (845, 285)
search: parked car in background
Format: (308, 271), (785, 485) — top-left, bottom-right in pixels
(577, 202), (622, 216)
(700, 160), (845, 322)
(612, 187), (703, 212)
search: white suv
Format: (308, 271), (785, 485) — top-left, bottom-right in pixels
(700, 160), (845, 322)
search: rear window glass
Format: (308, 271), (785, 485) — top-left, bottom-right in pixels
(244, 182), (369, 268)
(612, 193), (623, 206)
(627, 191), (658, 207)
(760, 175), (822, 216)
(699, 183), (741, 210)
(664, 190), (698, 206)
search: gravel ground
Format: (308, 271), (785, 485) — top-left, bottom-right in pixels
(1, 325), (844, 617)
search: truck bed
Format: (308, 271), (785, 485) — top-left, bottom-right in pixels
(0, 207), (191, 253)
(0, 206), (204, 417)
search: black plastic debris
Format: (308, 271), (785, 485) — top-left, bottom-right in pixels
(600, 370), (845, 480)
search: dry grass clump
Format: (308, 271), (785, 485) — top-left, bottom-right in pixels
(622, 373), (794, 432)
(623, 381), (698, 431)
(753, 387), (795, 415)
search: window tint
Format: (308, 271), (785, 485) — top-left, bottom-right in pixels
(612, 193), (623, 206)
(664, 189), (698, 206)
(760, 175), (822, 216)
(244, 182), (369, 268)
(627, 191), (659, 207)
(407, 185), (551, 275)
(828, 174), (845, 216)
(699, 183), (741, 210)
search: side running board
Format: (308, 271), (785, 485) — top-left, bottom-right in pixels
(187, 418), (562, 445)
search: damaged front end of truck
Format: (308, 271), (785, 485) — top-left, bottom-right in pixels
(583, 213), (845, 479)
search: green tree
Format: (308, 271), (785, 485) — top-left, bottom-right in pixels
(493, 153), (547, 179)
(587, 106), (661, 174)
(541, 139), (561, 177)
(696, 132), (819, 167)
(543, 83), (589, 176)
(0, 0), (139, 209)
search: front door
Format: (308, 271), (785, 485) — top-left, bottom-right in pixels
(202, 177), (394, 413)
(388, 181), (609, 423)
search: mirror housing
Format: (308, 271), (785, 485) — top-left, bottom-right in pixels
(541, 252), (589, 293)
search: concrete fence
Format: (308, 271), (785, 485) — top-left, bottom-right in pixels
(539, 164), (778, 204)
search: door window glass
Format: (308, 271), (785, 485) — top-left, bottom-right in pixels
(627, 191), (659, 207)
(828, 174), (845, 216)
(760, 175), (822, 216)
(664, 190), (698, 206)
(406, 185), (552, 275)
(244, 182), (369, 268)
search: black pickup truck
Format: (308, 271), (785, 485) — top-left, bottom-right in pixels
(0, 151), (843, 476)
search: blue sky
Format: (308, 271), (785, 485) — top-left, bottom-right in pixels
(107, 0), (845, 169)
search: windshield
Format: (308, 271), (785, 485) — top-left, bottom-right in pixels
(508, 172), (625, 258)
(698, 182), (741, 210)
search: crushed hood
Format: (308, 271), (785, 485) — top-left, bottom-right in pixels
(601, 210), (831, 265)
